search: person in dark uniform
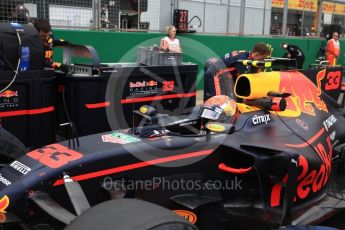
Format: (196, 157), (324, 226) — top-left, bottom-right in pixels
(33, 18), (69, 71)
(204, 42), (271, 101)
(281, 43), (305, 69)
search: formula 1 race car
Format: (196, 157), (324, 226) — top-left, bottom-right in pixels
(0, 64), (344, 230)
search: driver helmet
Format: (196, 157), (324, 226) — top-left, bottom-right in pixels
(201, 95), (238, 123)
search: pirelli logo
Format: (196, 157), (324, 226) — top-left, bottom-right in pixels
(10, 161), (31, 175)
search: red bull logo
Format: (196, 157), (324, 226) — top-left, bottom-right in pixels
(146, 80), (158, 87)
(271, 136), (332, 207)
(278, 70), (328, 116)
(0, 195), (9, 213)
(129, 80), (158, 88)
(0, 90), (18, 98)
(129, 81), (146, 88)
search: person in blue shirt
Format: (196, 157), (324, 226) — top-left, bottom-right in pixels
(204, 42), (270, 101)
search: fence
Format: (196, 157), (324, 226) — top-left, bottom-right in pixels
(0, 0), (153, 30)
(0, 0), (114, 29)
(0, 0), (344, 37)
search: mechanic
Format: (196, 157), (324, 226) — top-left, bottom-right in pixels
(281, 43), (305, 69)
(160, 26), (182, 53)
(326, 32), (341, 66)
(204, 42), (271, 101)
(34, 18), (69, 71)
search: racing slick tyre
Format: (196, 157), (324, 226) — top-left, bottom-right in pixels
(65, 198), (198, 230)
(0, 127), (27, 161)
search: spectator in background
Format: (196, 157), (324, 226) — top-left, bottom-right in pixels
(281, 43), (305, 69)
(34, 19), (69, 71)
(160, 26), (182, 53)
(326, 32), (341, 66)
(13, 1), (29, 24)
(100, 3), (110, 29)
